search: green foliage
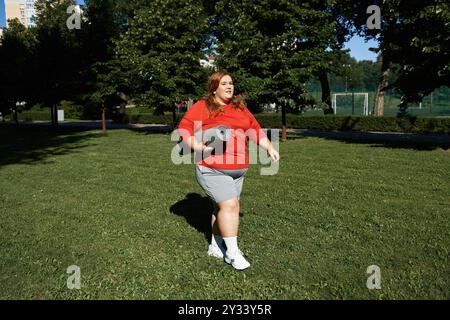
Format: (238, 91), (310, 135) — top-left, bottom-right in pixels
(58, 100), (84, 119)
(385, 1), (450, 107)
(114, 0), (209, 110)
(253, 114), (450, 134)
(336, 0), (450, 108)
(112, 113), (174, 126)
(110, 110), (450, 134)
(213, 0), (338, 111)
(0, 19), (37, 115)
(32, 0), (84, 107)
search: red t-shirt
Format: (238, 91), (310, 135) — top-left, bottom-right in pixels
(177, 99), (267, 169)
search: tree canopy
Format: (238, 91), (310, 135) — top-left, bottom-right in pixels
(0, 0), (448, 120)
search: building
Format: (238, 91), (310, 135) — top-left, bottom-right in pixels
(25, 0), (35, 27)
(4, 0), (35, 28)
(199, 55), (216, 69)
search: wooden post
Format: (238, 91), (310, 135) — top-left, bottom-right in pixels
(281, 103), (287, 142)
(13, 105), (18, 126)
(352, 92), (355, 115)
(54, 104), (58, 127)
(172, 105), (177, 130)
(102, 103), (107, 135)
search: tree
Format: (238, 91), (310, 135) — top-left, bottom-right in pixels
(336, 0), (449, 115)
(0, 19), (37, 124)
(77, 0), (127, 124)
(32, 0), (84, 126)
(113, 0), (209, 119)
(213, 0), (338, 140)
(384, 1), (450, 113)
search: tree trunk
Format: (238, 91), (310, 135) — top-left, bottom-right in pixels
(55, 104), (59, 127)
(55, 104), (58, 127)
(374, 56), (390, 116)
(318, 69), (333, 114)
(13, 105), (19, 126)
(51, 104), (58, 127)
(172, 105), (177, 129)
(281, 103), (287, 142)
(50, 104), (54, 125)
(102, 103), (107, 135)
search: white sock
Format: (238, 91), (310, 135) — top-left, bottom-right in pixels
(211, 233), (223, 248)
(223, 236), (239, 255)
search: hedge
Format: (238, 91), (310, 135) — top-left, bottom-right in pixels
(119, 113), (450, 134)
(18, 113), (51, 121)
(10, 111), (450, 134)
(254, 114), (450, 134)
(114, 113), (174, 125)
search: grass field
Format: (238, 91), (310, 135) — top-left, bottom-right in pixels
(0, 124), (449, 299)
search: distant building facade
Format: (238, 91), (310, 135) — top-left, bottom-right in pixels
(199, 55), (216, 69)
(4, 0), (35, 28)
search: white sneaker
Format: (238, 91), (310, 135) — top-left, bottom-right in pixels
(224, 250), (250, 270)
(207, 244), (225, 259)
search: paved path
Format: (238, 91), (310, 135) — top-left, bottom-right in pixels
(2, 120), (449, 145)
(1, 120), (172, 132)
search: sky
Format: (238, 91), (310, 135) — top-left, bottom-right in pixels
(0, 0), (4, 28)
(344, 35), (378, 62)
(0, 0), (378, 62)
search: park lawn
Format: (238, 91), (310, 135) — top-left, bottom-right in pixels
(0, 125), (449, 299)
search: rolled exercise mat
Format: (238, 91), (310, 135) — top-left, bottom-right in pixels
(202, 125), (231, 156)
(177, 125), (231, 156)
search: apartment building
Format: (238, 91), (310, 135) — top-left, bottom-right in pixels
(4, 0), (35, 28)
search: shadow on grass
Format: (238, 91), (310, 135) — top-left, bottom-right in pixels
(294, 130), (450, 151)
(169, 193), (214, 244)
(0, 124), (101, 168)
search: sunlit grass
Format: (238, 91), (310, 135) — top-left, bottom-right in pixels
(0, 125), (449, 299)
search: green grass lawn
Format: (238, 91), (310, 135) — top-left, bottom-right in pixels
(0, 125), (449, 299)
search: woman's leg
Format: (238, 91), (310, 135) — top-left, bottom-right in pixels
(216, 198), (240, 237)
(208, 203), (227, 258)
(211, 204), (220, 235)
(216, 198), (250, 270)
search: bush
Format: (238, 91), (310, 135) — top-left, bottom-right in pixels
(20, 113), (51, 121)
(253, 115), (450, 134)
(113, 113), (176, 126)
(114, 112), (450, 134)
(58, 100), (83, 119)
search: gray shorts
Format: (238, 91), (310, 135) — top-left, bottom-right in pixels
(195, 164), (248, 204)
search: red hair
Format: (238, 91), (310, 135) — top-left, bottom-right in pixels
(204, 71), (246, 117)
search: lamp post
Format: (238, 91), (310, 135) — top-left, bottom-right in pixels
(343, 63), (351, 92)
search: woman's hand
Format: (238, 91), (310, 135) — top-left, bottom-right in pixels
(184, 136), (214, 153)
(268, 147), (280, 162)
(259, 137), (280, 162)
(202, 144), (214, 153)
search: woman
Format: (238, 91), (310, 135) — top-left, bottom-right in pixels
(178, 71), (280, 270)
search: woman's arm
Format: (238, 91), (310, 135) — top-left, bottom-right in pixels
(184, 136), (214, 153)
(244, 107), (280, 162)
(259, 136), (280, 162)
